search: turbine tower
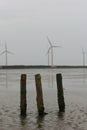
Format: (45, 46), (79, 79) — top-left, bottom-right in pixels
(47, 36), (61, 67)
(46, 47), (51, 66)
(0, 41), (13, 66)
(82, 48), (85, 66)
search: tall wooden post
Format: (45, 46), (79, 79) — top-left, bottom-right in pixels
(56, 73), (65, 112)
(20, 74), (27, 116)
(35, 74), (45, 115)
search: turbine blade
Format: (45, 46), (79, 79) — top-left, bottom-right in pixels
(46, 47), (51, 55)
(0, 50), (6, 55)
(47, 36), (52, 47)
(7, 50), (14, 54)
(5, 42), (7, 50)
(52, 45), (61, 48)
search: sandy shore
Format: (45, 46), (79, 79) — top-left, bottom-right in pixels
(0, 87), (86, 130)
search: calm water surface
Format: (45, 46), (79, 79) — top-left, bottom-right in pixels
(0, 68), (87, 130)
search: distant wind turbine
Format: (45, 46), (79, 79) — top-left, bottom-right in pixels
(47, 36), (61, 67)
(0, 42), (14, 66)
(82, 48), (86, 66)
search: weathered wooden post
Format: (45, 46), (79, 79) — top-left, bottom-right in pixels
(56, 73), (65, 112)
(20, 74), (27, 116)
(35, 74), (45, 115)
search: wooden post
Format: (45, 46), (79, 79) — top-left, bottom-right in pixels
(35, 74), (45, 115)
(20, 74), (27, 116)
(56, 73), (65, 112)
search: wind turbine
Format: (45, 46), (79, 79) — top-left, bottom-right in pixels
(47, 36), (61, 67)
(0, 41), (14, 66)
(82, 48), (86, 66)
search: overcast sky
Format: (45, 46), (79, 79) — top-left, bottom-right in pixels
(0, 0), (86, 65)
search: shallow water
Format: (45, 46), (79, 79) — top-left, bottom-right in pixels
(0, 68), (87, 130)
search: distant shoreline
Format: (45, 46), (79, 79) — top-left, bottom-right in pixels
(0, 65), (87, 69)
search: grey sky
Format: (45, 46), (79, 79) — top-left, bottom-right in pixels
(0, 0), (86, 65)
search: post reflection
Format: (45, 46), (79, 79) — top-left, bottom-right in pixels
(20, 115), (27, 126)
(36, 115), (45, 129)
(58, 111), (65, 120)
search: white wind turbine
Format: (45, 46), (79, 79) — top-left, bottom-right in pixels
(0, 42), (14, 66)
(82, 48), (86, 66)
(47, 36), (61, 67)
